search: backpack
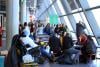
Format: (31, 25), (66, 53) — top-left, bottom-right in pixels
(86, 38), (96, 54)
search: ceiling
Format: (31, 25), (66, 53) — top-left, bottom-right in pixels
(0, 0), (43, 12)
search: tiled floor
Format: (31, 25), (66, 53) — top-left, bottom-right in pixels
(39, 60), (100, 67)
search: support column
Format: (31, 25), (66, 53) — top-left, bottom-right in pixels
(33, 0), (37, 14)
(6, 0), (19, 49)
(21, 0), (27, 24)
(61, 0), (77, 31)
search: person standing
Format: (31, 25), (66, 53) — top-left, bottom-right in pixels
(0, 26), (3, 47)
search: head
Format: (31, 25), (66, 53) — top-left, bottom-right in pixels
(60, 24), (64, 27)
(46, 23), (50, 27)
(19, 24), (23, 28)
(56, 24), (58, 28)
(22, 28), (30, 37)
(79, 34), (88, 44)
(24, 22), (27, 27)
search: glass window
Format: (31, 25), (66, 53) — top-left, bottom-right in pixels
(92, 37), (98, 46)
(63, 16), (77, 40)
(49, 0), (63, 24)
(49, 0), (58, 15)
(56, 0), (66, 15)
(73, 13), (82, 23)
(87, 0), (100, 8)
(56, 0), (74, 31)
(73, 12), (93, 35)
(63, 16), (73, 31)
(91, 8), (100, 29)
(67, 0), (81, 10)
(92, 8), (100, 45)
(72, 12), (99, 45)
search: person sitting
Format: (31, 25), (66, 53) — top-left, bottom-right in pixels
(39, 41), (54, 62)
(48, 33), (62, 57)
(59, 24), (67, 36)
(80, 34), (96, 63)
(56, 33), (80, 64)
(20, 27), (39, 55)
(37, 24), (44, 35)
(54, 24), (60, 35)
(43, 23), (51, 35)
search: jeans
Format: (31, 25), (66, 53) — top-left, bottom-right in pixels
(40, 46), (51, 58)
(65, 47), (80, 54)
(64, 47), (80, 62)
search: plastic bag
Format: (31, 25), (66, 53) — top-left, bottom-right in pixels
(22, 54), (34, 63)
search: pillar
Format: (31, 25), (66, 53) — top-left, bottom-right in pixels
(61, 0), (77, 31)
(20, 0), (27, 24)
(33, 0), (37, 14)
(6, 0), (19, 49)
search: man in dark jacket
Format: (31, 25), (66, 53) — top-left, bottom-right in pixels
(4, 45), (20, 67)
(49, 34), (62, 57)
(63, 33), (80, 54)
(4, 34), (26, 67)
(61, 33), (80, 64)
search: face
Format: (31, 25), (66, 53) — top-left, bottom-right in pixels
(36, 37), (40, 42)
(58, 24), (60, 28)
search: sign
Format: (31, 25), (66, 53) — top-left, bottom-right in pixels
(49, 14), (58, 25)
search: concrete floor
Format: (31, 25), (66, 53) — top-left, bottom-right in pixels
(39, 60), (100, 67)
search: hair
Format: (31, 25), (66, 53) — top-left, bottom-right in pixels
(79, 34), (88, 44)
(24, 22), (27, 26)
